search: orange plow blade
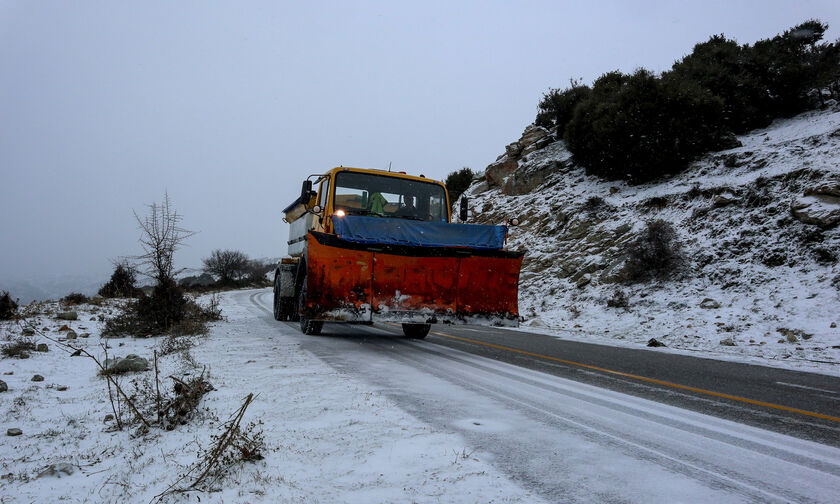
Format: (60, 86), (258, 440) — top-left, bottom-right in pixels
(304, 232), (524, 326)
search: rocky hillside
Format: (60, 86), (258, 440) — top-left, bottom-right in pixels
(467, 106), (840, 373)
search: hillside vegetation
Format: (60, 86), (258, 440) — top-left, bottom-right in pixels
(463, 21), (840, 371)
(535, 20), (840, 184)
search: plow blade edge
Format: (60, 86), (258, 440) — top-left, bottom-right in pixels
(303, 232), (524, 326)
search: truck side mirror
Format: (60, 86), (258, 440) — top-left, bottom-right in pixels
(301, 180), (313, 202)
(459, 196), (468, 222)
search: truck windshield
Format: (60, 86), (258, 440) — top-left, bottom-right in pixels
(333, 171), (448, 222)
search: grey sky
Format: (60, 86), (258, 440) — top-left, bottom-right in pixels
(2, 1), (839, 295)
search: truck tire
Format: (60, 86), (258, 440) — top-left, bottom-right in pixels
(273, 276), (283, 321)
(402, 323), (430, 339)
(298, 277), (323, 335)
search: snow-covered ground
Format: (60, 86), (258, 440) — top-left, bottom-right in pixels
(0, 293), (544, 503)
(468, 106), (840, 376)
(3, 290), (840, 503)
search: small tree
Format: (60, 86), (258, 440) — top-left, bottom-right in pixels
(534, 80), (591, 136)
(134, 192), (195, 286)
(99, 261), (140, 298)
(129, 193), (194, 335)
(202, 249), (250, 284)
(445, 167), (475, 210)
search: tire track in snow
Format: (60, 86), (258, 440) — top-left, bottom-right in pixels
(356, 335), (840, 503)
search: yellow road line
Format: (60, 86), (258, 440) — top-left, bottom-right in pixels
(430, 331), (840, 424)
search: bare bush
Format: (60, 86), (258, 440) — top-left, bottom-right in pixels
(158, 371), (214, 431)
(622, 220), (684, 282)
(2, 336), (36, 358)
(199, 294), (223, 321)
(15, 321), (212, 434)
(202, 249), (250, 285)
(582, 196), (606, 213)
(158, 334), (196, 356)
(155, 393), (261, 501)
(606, 289), (629, 309)
(244, 260), (273, 286)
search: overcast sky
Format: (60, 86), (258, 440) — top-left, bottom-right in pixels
(2, 1), (839, 294)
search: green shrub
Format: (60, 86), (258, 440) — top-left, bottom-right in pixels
(565, 69), (726, 183)
(751, 20), (832, 117)
(543, 20), (839, 184)
(445, 167), (475, 208)
(534, 81), (591, 136)
(62, 292), (89, 305)
(0, 291), (18, 320)
(103, 284), (222, 338)
(136, 279), (187, 334)
(670, 20), (837, 133)
(99, 263), (141, 298)
(669, 35), (773, 133)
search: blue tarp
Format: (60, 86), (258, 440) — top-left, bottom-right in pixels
(332, 216), (506, 250)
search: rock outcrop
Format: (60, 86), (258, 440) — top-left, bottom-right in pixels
(485, 125), (552, 192)
(104, 354), (150, 374)
(791, 183), (840, 228)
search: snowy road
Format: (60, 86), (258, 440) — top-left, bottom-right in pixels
(244, 288), (840, 503)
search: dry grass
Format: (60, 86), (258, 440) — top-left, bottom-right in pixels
(1, 336), (36, 358)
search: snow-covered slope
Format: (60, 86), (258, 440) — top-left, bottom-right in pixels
(468, 106), (840, 374)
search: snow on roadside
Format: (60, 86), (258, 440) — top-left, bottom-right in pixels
(1, 291), (543, 503)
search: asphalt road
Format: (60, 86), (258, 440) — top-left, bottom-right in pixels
(372, 320), (840, 448)
(246, 289), (840, 502)
(253, 284), (840, 446)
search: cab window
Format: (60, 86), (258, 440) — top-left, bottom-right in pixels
(333, 171), (448, 222)
(318, 178), (330, 209)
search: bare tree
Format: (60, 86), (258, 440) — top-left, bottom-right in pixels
(244, 259), (272, 285)
(202, 249), (250, 284)
(134, 192), (195, 285)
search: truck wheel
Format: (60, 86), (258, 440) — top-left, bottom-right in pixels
(402, 323), (430, 339)
(273, 276), (283, 321)
(298, 277), (323, 335)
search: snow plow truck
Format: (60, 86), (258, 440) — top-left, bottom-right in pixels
(273, 167), (525, 338)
